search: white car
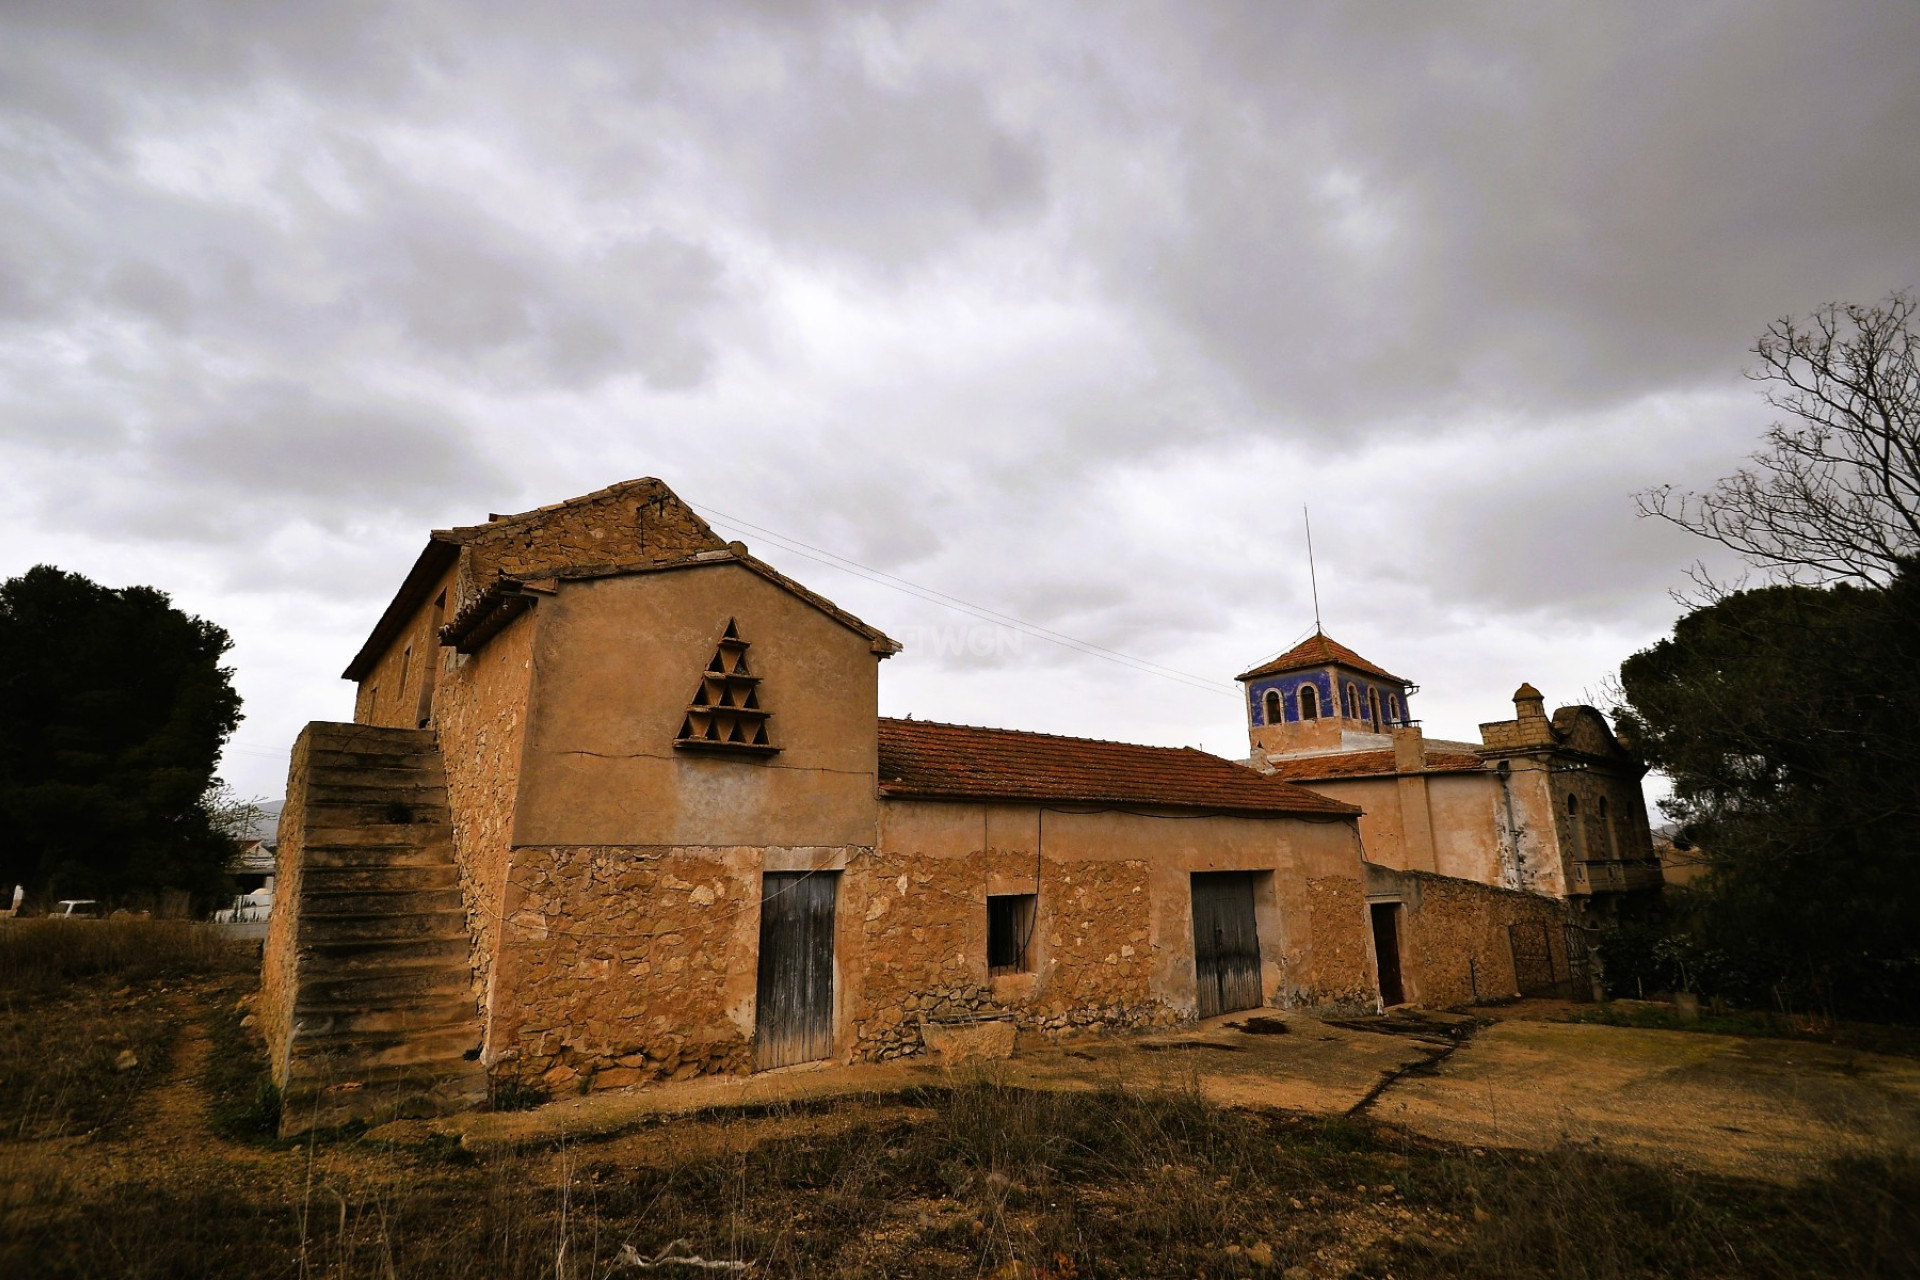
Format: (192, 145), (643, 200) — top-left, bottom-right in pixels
(53, 899), (102, 918)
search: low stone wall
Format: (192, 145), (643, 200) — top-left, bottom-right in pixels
(487, 843), (764, 1093)
(1365, 863), (1575, 1007)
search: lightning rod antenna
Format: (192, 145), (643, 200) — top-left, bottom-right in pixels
(1303, 505), (1323, 635)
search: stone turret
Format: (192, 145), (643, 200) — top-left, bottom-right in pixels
(1479, 682), (1558, 750)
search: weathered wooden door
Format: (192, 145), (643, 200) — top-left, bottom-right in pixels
(1370, 902), (1405, 1005)
(1191, 872), (1262, 1018)
(755, 871), (838, 1069)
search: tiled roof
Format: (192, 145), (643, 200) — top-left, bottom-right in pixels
(1268, 749), (1485, 782)
(877, 718), (1358, 817)
(1237, 632), (1409, 685)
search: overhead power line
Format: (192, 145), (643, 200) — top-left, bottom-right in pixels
(690, 503), (1241, 701)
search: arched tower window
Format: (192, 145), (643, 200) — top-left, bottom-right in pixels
(1298, 684), (1319, 720)
(1343, 683), (1359, 719)
(1567, 793), (1588, 860)
(1263, 689), (1283, 725)
(1387, 693), (1402, 724)
(1368, 687), (1382, 728)
(1600, 796), (1619, 859)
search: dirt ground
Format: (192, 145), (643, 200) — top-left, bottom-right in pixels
(434, 1004), (1920, 1181)
(1380, 1011), (1920, 1180)
(7, 970), (1917, 1279)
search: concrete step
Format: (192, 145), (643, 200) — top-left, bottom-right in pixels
(297, 967), (475, 1009)
(309, 747), (447, 776)
(306, 778), (451, 806)
(304, 839), (455, 870)
(299, 912), (468, 945)
(307, 722), (437, 747)
(291, 999), (483, 1038)
(305, 801), (451, 828)
(301, 887), (465, 917)
(303, 864), (460, 895)
(300, 935), (473, 971)
(279, 1062), (488, 1134)
(305, 822), (452, 847)
(288, 1022), (484, 1071)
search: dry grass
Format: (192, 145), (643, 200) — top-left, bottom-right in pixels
(5, 1068), (1915, 1279)
(0, 918), (254, 993)
(0, 920), (253, 1141)
(1, 926), (1914, 1278)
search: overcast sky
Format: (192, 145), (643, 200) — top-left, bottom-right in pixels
(3, 1), (1917, 803)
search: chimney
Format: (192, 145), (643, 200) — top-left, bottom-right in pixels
(1391, 724), (1425, 773)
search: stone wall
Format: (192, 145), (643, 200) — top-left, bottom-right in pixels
(455, 484), (724, 614)
(1366, 863), (1576, 1007)
(486, 843), (776, 1092)
(846, 848), (1177, 1063)
(259, 725), (314, 1086)
(1300, 874), (1379, 1010)
(473, 804), (1379, 1093)
(354, 565), (455, 730)
(433, 606), (536, 1027)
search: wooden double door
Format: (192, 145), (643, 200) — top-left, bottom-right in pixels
(754, 871), (839, 1070)
(1191, 872), (1263, 1019)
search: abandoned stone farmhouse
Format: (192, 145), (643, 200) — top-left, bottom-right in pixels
(263, 478), (1645, 1132)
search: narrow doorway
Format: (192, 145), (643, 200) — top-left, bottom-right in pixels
(1191, 871), (1262, 1018)
(1370, 902), (1405, 1006)
(754, 871), (838, 1069)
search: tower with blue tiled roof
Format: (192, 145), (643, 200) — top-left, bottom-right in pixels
(1236, 631), (1415, 758)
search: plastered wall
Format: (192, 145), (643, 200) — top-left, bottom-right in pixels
(354, 566), (454, 730)
(510, 566), (883, 849)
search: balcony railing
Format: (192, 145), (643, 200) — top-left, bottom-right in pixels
(1571, 858), (1664, 893)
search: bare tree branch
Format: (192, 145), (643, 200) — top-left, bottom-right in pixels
(1637, 291), (1920, 586)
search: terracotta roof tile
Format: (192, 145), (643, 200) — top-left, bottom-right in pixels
(1237, 632), (1408, 685)
(877, 718), (1357, 817)
(1268, 749), (1484, 782)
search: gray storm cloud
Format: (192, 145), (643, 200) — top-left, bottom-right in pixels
(0, 0), (1915, 796)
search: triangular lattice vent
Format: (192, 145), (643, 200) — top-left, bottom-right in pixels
(673, 618), (778, 756)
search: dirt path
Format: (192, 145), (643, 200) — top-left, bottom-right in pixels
(143, 1005), (214, 1146)
(1369, 1018), (1920, 1180)
(437, 1009), (1920, 1182)
(436, 1012), (1443, 1153)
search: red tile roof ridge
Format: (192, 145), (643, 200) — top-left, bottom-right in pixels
(1236, 631), (1409, 685)
(877, 715), (1214, 754)
(878, 717), (1359, 817)
(1268, 748), (1485, 781)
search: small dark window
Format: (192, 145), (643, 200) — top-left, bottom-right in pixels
(1343, 683), (1359, 718)
(1387, 694), (1402, 724)
(1566, 794), (1579, 816)
(988, 894), (1037, 975)
(1262, 689), (1283, 724)
(1299, 684), (1319, 720)
(1368, 687), (1382, 727)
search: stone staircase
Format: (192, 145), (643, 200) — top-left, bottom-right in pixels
(265, 722), (487, 1135)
